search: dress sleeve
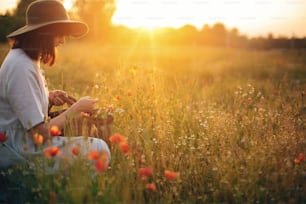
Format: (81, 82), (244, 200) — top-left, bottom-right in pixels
(7, 62), (45, 130)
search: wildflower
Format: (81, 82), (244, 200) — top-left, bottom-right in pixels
(119, 142), (130, 155)
(50, 125), (61, 136)
(294, 153), (306, 163)
(129, 67), (137, 76)
(145, 183), (156, 191)
(109, 133), (126, 144)
(0, 132), (8, 143)
(139, 167), (154, 180)
(165, 170), (180, 181)
(33, 133), (43, 145)
(49, 191), (57, 204)
(95, 153), (108, 173)
(88, 150), (100, 160)
(96, 158), (107, 173)
(44, 146), (61, 158)
(81, 112), (90, 118)
(127, 91), (132, 96)
(72, 146), (80, 156)
(116, 95), (121, 101)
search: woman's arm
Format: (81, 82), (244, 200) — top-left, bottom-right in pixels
(30, 96), (98, 140)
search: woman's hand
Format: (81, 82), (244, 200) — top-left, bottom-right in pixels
(70, 96), (98, 114)
(49, 90), (76, 106)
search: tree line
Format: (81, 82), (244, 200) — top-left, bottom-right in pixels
(108, 24), (306, 49)
(1, 0), (306, 49)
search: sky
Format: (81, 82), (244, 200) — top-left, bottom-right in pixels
(1, 0), (306, 37)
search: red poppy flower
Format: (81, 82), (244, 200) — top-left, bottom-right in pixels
(33, 133), (43, 145)
(95, 153), (108, 173)
(145, 183), (156, 191)
(165, 170), (180, 181)
(109, 133), (126, 144)
(139, 167), (154, 180)
(0, 132), (8, 143)
(72, 146), (80, 156)
(88, 150), (100, 160)
(294, 153), (306, 163)
(44, 146), (61, 158)
(50, 125), (61, 136)
(119, 142), (130, 155)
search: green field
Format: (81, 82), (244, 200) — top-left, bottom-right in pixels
(0, 42), (305, 203)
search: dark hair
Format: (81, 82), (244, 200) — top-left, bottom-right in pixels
(11, 24), (67, 66)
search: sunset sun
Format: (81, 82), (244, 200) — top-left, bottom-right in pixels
(63, 0), (73, 11)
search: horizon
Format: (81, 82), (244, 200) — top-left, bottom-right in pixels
(1, 0), (306, 38)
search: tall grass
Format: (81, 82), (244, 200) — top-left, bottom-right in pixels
(0, 42), (305, 203)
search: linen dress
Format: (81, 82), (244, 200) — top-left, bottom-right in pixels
(0, 48), (110, 170)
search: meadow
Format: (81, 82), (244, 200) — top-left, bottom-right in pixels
(0, 41), (305, 203)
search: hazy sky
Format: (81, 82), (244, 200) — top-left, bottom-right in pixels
(1, 0), (306, 37)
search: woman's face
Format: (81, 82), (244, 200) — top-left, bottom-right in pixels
(54, 35), (65, 47)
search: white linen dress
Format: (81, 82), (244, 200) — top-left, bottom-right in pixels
(0, 48), (110, 170)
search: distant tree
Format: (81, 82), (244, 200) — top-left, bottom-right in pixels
(177, 24), (198, 45)
(268, 33), (274, 40)
(227, 27), (244, 48)
(74, 0), (116, 41)
(0, 0), (36, 42)
(211, 23), (226, 46)
(14, 0), (36, 22)
(198, 24), (211, 45)
(0, 13), (16, 42)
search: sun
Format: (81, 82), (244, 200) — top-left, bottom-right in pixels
(112, 0), (183, 29)
(63, 0), (73, 11)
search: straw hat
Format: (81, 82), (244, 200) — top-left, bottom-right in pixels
(7, 0), (88, 38)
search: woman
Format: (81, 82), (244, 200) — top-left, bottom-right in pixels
(0, 0), (110, 170)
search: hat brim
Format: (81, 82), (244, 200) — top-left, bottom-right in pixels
(7, 20), (88, 38)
